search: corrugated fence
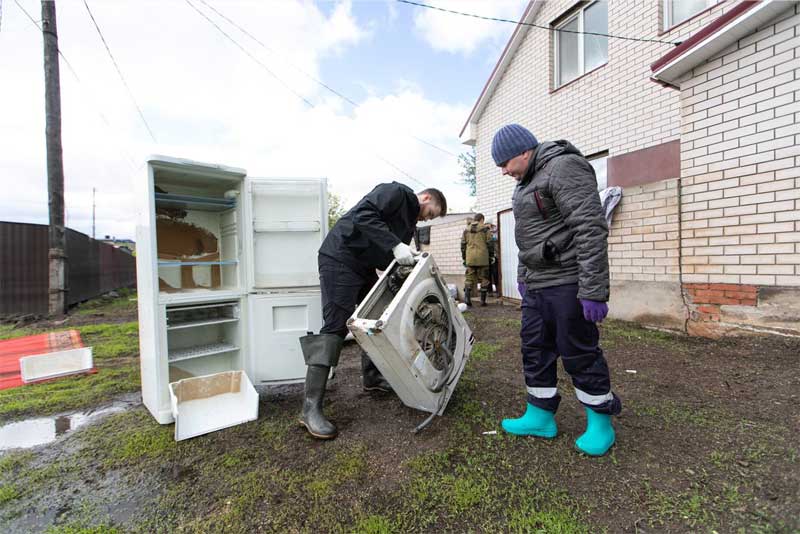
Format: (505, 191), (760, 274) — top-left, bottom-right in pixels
(0, 222), (136, 315)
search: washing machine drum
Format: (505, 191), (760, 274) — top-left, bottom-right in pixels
(349, 253), (473, 419)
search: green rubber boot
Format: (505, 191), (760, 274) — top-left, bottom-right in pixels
(501, 403), (557, 438)
(575, 407), (615, 456)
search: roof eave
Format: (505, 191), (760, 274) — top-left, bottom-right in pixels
(652, 0), (791, 86)
(459, 1), (543, 144)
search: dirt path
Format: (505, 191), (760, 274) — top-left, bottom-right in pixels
(1, 297), (797, 533)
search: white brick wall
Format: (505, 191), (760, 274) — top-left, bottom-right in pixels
(420, 217), (472, 275)
(680, 4), (800, 287)
(473, 0), (735, 221)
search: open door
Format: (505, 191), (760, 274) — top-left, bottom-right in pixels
(247, 178), (327, 291)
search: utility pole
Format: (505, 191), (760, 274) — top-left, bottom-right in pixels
(92, 187), (96, 239)
(42, 0), (66, 316)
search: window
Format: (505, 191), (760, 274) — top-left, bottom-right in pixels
(588, 152), (608, 191)
(554, 1), (608, 88)
(664, 0), (711, 30)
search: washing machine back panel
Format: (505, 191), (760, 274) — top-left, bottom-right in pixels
(349, 254), (473, 415)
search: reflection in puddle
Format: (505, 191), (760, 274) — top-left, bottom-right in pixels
(0, 403), (134, 451)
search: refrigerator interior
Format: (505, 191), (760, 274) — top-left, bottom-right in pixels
(165, 301), (243, 382)
(153, 166), (243, 295)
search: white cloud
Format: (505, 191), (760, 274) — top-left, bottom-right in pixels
(411, 0), (529, 55)
(0, 0), (474, 242)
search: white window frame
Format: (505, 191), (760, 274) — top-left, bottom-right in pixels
(664, 0), (713, 30)
(554, 1), (607, 89)
(587, 151), (608, 191)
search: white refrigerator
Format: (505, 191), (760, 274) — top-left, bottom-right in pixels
(135, 155), (326, 426)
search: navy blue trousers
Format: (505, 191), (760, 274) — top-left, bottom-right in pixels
(520, 283), (621, 415)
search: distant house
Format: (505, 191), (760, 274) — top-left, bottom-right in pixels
(426, 0), (799, 337)
(101, 236), (136, 255)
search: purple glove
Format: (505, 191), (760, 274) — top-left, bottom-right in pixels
(580, 299), (608, 323)
(517, 281), (526, 297)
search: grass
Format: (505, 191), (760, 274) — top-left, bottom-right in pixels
(73, 287), (137, 317)
(0, 321), (140, 420)
(470, 341), (501, 362)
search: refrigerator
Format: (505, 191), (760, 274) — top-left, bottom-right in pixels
(135, 155), (326, 426)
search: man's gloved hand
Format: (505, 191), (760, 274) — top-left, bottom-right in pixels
(462, 261), (467, 267)
(517, 281), (526, 297)
(580, 299), (609, 323)
(392, 243), (419, 266)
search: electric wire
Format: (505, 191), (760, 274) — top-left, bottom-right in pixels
(396, 0), (681, 45)
(82, 0), (157, 143)
(193, 0), (456, 158)
(185, 0), (428, 187)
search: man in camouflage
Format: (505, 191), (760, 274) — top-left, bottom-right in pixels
(461, 213), (494, 307)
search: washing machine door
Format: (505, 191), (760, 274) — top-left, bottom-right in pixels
(349, 253), (473, 416)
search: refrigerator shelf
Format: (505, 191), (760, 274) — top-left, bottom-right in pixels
(168, 342), (239, 363)
(155, 192), (236, 212)
(158, 260), (239, 267)
(167, 317), (239, 331)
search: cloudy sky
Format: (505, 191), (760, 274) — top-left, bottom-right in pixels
(1, 0), (526, 240)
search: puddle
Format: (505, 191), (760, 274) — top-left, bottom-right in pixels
(0, 399), (138, 451)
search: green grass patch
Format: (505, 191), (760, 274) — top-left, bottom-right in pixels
(628, 399), (725, 429)
(0, 324), (38, 340)
(45, 522), (121, 534)
(470, 341), (501, 362)
(492, 318), (521, 329)
(0, 484), (20, 504)
(0, 321), (140, 420)
(0, 451), (35, 477)
(79, 410), (176, 468)
(73, 288), (137, 317)
(601, 320), (685, 347)
(0, 363), (139, 420)
(353, 514), (395, 534)
(77, 322), (139, 361)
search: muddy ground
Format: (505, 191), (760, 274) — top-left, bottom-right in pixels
(0, 293), (798, 533)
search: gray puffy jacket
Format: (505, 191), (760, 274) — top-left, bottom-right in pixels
(513, 141), (610, 301)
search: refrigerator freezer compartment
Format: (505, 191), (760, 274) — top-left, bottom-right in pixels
(169, 370), (258, 441)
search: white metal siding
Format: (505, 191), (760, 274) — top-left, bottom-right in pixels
(499, 210), (522, 299)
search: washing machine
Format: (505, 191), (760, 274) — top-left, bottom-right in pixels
(348, 253), (473, 426)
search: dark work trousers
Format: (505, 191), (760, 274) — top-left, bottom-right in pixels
(318, 255), (377, 340)
(520, 283), (621, 415)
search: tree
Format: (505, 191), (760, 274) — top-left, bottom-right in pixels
(458, 147), (476, 197)
(328, 191), (346, 229)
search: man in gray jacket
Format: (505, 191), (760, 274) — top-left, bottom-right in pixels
(493, 123), (621, 456)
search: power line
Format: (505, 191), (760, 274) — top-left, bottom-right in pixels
(193, 0), (456, 158)
(184, 0), (428, 188)
(184, 0), (315, 107)
(13, 0), (141, 172)
(82, 0), (158, 143)
(396, 0), (680, 45)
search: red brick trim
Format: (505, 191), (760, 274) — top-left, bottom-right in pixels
(651, 0), (760, 73)
(683, 283), (758, 322)
(607, 140), (680, 187)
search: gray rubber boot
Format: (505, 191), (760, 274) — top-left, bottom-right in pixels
(480, 289), (488, 307)
(361, 351), (392, 393)
(464, 288), (472, 307)
(299, 334), (343, 440)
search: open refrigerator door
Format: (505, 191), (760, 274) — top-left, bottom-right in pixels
(348, 253), (473, 431)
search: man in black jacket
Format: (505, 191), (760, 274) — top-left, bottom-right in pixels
(299, 182), (447, 439)
(492, 123), (621, 457)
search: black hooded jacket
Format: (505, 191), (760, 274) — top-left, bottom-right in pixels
(319, 182), (420, 275)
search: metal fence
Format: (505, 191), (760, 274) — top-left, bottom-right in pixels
(0, 222), (136, 315)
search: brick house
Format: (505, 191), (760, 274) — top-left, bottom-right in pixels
(445, 0), (800, 337)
